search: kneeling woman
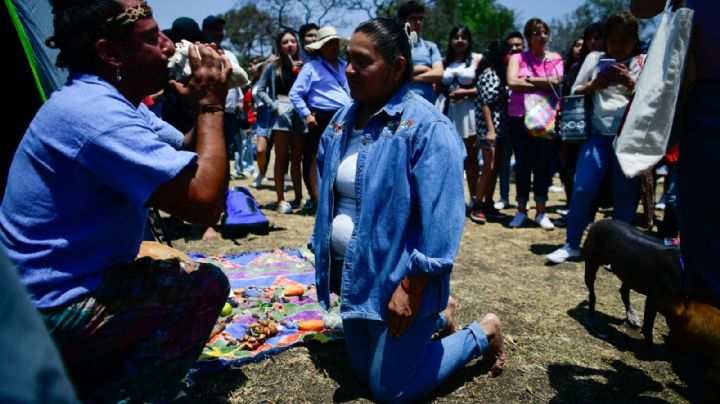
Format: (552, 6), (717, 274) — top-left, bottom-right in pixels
(312, 18), (505, 402)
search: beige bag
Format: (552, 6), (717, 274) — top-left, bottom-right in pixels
(614, 1), (694, 177)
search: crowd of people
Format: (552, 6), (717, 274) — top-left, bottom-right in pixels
(1, 0), (718, 401)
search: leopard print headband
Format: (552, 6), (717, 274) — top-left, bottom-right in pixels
(105, 1), (153, 26)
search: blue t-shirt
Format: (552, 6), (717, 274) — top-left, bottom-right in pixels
(0, 73), (196, 308)
(410, 38), (442, 103)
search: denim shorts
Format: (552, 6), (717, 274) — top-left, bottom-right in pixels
(254, 107), (272, 138)
(271, 98), (307, 133)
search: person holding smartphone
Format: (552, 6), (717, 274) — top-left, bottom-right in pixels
(547, 12), (646, 263)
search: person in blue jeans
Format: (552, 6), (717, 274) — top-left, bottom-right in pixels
(312, 18), (506, 402)
(547, 12), (645, 263)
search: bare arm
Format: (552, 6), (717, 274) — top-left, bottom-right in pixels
(506, 55), (534, 92)
(630, 0), (672, 18)
(149, 43), (231, 225)
(181, 127), (196, 151)
(482, 104), (496, 140)
(414, 61), (444, 83)
(413, 64), (431, 75)
(448, 86), (477, 101)
(573, 76), (608, 95)
(526, 75), (561, 90)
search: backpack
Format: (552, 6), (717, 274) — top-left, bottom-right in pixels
(220, 187), (270, 239)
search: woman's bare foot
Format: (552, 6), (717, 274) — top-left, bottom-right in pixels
(202, 227), (220, 241)
(438, 296), (458, 338)
(478, 313), (506, 377)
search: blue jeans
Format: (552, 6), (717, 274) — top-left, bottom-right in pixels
(343, 317), (488, 403)
(678, 81), (720, 304)
(496, 136), (512, 202)
(223, 113), (238, 158)
(566, 133), (640, 249)
(509, 118), (554, 203)
(233, 129), (255, 175)
(659, 164), (679, 238)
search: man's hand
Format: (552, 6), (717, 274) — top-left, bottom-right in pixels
(169, 42), (231, 107)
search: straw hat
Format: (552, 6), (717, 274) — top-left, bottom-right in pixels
(304, 26), (347, 52)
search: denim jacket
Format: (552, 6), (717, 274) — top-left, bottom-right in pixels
(312, 85), (466, 321)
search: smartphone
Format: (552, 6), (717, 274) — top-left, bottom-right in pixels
(598, 58), (617, 73)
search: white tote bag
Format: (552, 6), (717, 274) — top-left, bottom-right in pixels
(614, 1), (694, 178)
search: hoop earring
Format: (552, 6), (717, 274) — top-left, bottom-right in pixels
(116, 67), (122, 83)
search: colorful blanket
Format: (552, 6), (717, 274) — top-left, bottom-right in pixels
(189, 248), (342, 373)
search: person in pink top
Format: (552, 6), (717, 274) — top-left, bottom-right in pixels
(505, 18), (563, 230)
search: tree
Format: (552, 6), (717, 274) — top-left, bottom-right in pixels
(549, 0), (652, 55)
(455, 0), (516, 50)
(222, 4), (276, 62)
(376, 0), (518, 55)
(222, 0), (361, 62)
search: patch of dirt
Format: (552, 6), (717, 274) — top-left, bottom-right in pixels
(173, 173), (689, 403)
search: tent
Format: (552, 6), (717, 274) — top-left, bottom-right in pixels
(4, 0), (66, 200)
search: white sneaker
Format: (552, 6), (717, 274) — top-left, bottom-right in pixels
(508, 212), (527, 228)
(277, 200), (293, 214)
(546, 244), (582, 264)
(535, 213), (555, 230)
(494, 199), (509, 210)
(655, 202), (666, 210)
(549, 185), (565, 193)
(252, 173), (265, 188)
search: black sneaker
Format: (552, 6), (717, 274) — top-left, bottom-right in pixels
(552, 216), (567, 228)
(483, 206), (507, 220)
(469, 208), (486, 224)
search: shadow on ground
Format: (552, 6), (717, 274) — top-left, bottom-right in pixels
(568, 300), (697, 372)
(305, 341), (375, 402)
(548, 360), (666, 403)
(187, 368), (249, 402)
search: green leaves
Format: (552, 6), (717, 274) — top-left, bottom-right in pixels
(378, 0), (519, 53)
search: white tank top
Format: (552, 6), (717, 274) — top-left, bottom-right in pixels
(331, 129), (362, 257)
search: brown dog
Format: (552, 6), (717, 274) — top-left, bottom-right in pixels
(582, 220), (684, 345)
(664, 298), (720, 403)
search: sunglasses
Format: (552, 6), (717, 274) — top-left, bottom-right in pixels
(532, 31), (549, 38)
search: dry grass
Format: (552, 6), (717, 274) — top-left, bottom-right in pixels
(172, 172), (689, 403)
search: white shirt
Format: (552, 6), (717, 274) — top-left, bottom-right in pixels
(572, 51), (645, 136)
(331, 129), (362, 257)
(441, 54), (482, 89)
